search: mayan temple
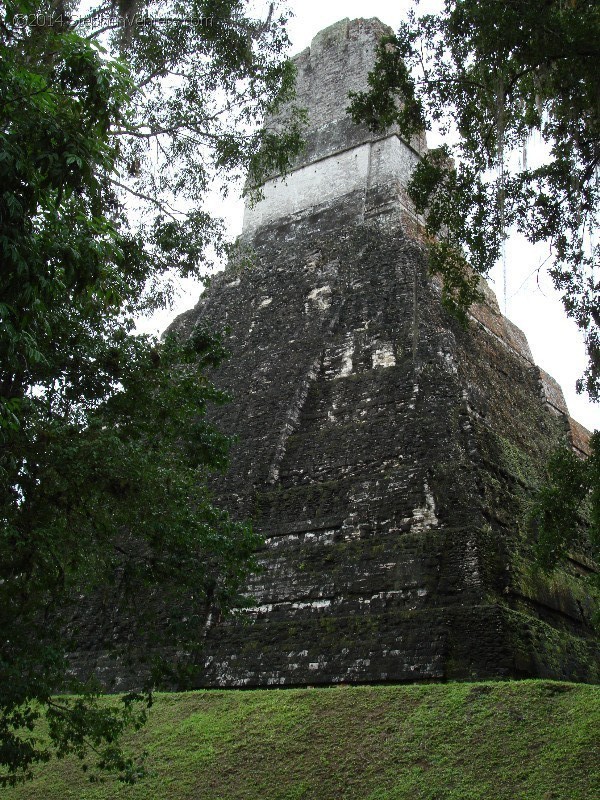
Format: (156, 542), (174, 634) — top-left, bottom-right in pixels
(161, 17), (599, 686)
(72, 17), (598, 687)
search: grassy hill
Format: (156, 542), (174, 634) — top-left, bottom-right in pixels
(4, 681), (599, 800)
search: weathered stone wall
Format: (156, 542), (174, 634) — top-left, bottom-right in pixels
(242, 18), (425, 236)
(70, 17), (598, 689)
(170, 193), (598, 686)
(162, 17), (599, 688)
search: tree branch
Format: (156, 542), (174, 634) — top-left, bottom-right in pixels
(110, 179), (182, 221)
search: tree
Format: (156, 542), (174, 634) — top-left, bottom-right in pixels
(348, 0), (599, 398)
(1, 0), (302, 785)
(529, 433), (599, 576)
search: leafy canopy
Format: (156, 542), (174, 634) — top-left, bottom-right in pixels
(529, 433), (599, 574)
(348, 0), (600, 398)
(1, 0), (302, 786)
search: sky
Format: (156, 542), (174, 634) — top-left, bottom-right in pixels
(141, 0), (598, 432)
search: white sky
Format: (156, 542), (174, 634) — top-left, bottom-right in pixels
(141, 0), (598, 432)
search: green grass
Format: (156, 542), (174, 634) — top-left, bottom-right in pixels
(4, 681), (599, 800)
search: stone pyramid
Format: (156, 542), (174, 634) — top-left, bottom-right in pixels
(169, 18), (598, 686)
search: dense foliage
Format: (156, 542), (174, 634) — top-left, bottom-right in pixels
(348, 0), (599, 398)
(1, 0), (302, 786)
(530, 433), (599, 577)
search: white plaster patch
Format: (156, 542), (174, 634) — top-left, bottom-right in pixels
(249, 604), (274, 614)
(291, 599), (332, 611)
(372, 341), (396, 369)
(411, 481), (439, 533)
(338, 335), (354, 377)
(306, 285), (332, 311)
(264, 533), (300, 548)
(259, 529), (336, 552)
(258, 296), (273, 308)
(304, 530), (336, 546)
(371, 590), (406, 600)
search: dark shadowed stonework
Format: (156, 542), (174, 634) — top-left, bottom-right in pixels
(170, 18), (598, 686)
(169, 201), (598, 686)
(72, 18), (599, 687)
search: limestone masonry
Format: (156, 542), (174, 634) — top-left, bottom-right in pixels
(164, 18), (599, 686)
(76, 18), (599, 686)
(241, 18), (426, 236)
